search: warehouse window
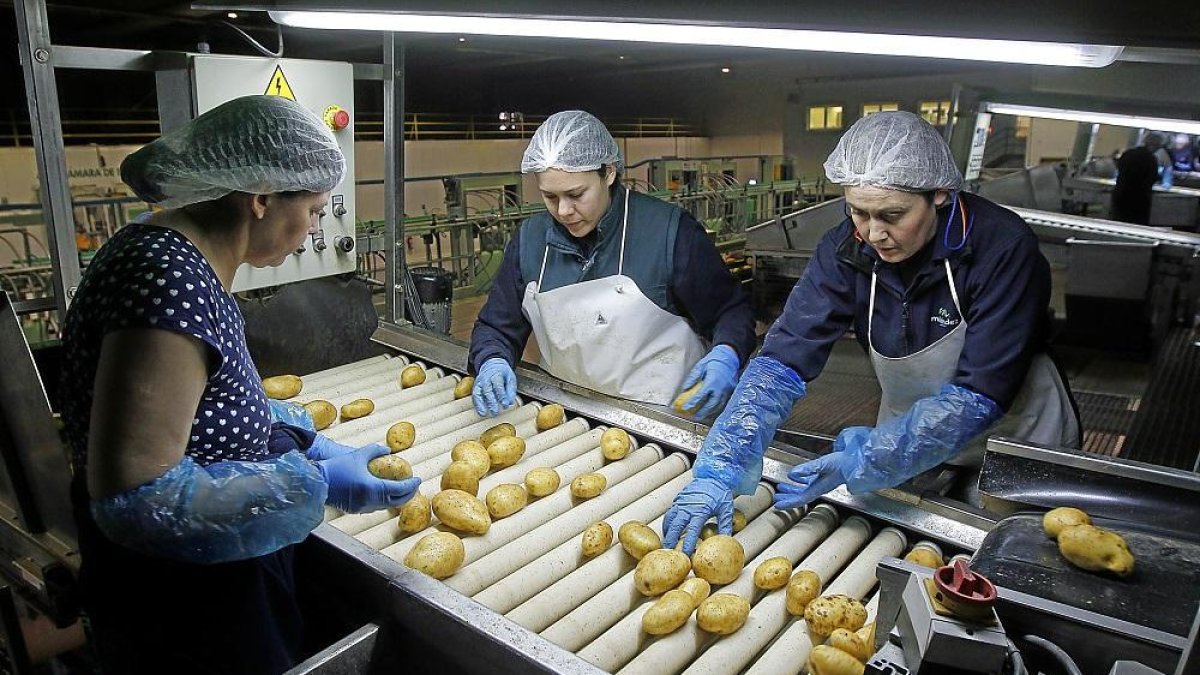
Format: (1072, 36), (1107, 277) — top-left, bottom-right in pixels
(808, 105), (844, 131)
(920, 100), (952, 126)
(862, 102), (900, 117)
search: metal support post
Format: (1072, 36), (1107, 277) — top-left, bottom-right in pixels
(383, 34), (407, 325)
(14, 0), (82, 321)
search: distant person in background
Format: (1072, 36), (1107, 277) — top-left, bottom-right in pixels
(1112, 133), (1166, 225)
(1169, 134), (1196, 173)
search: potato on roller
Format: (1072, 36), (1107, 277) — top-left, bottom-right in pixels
(386, 421), (416, 452)
(1057, 523), (1134, 577)
(404, 532), (465, 580)
(368, 454), (412, 481)
(635, 549), (692, 596)
(642, 589), (695, 635)
(903, 542), (944, 569)
(479, 422), (516, 447)
(454, 376), (474, 400)
(677, 577), (711, 608)
(441, 461), (480, 495)
(263, 375), (302, 400)
(692, 535), (745, 585)
(805, 594), (868, 637)
(570, 473), (606, 499)
(808, 644), (866, 675)
(696, 593), (751, 635)
(536, 404), (565, 431)
(829, 622), (876, 663)
(619, 521), (661, 560)
(302, 400), (336, 431)
(451, 441), (491, 478)
(399, 364), (426, 388)
(580, 521), (614, 557)
(340, 398), (374, 421)
(432, 490), (491, 535)
(396, 492), (432, 535)
(485, 484), (527, 519)
(700, 509), (748, 540)
(1043, 507), (1091, 538)
(600, 428), (631, 460)
(524, 468), (560, 498)
(786, 570), (822, 616)
(486, 436), (526, 470)
(754, 556), (793, 590)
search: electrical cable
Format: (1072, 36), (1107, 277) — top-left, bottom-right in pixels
(221, 21), (283, 58)
(1021, 635), (1082, 675)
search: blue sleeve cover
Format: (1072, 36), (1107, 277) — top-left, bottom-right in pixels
(693, 356), (807, 495)
(840, 383), (1003, 493)
(90, 450), (327, 564)
(268, 400), (315, 431)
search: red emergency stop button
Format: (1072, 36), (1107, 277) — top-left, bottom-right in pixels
(324, 105), (351, 131)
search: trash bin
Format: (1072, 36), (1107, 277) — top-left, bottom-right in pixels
(409, 266), (453, 335)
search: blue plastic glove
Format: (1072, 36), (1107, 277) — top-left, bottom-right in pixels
(663, 356), (806, 555)
(473, 357), (518, 417)
(268, 400), (314, 431)
(315, 443), (422, 513)
(678, 345), (741, 419)
(662, 478), (734, 556)
(306, 434), (357, 461)
(838, 384), (1003, 494)
(91, 450), (327, 564)
(773, 451), (854, 510)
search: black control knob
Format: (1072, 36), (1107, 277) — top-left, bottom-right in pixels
(336, 236), (355, 253)
(314, 239), (327, 252)
(332, 204), (347, 217)
(294, 246), (306, 255)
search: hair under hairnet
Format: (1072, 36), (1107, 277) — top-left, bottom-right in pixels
(824, 111), (963, 192)
(121, 95), (346, 209)
(521, 110), (623, 174)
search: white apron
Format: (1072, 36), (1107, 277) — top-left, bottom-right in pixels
(869, 259), (1078, 474)
(520, 189), (708, 405)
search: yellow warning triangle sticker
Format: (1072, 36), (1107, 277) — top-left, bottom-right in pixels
(264, 65), (296, 101)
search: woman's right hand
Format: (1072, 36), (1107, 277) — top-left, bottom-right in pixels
(473, 358), (518, 417)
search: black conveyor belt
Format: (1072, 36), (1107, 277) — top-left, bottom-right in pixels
(1124, 326), (1200, 470)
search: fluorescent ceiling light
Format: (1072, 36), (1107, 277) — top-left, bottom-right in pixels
(269, 11), (1123, 68)
(984, 103), (1200, 135)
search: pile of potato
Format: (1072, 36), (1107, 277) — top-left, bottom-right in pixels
(1043, 507), (1135, 577)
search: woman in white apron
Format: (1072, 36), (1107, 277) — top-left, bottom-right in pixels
(467, 111), (756, 419)
(664, 112), (1079, 555)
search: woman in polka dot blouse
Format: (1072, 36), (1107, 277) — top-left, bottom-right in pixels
(60, 95), (421, 675)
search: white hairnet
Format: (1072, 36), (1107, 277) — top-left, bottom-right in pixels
(121, 95), (346, 208)
(824, 111), (963, 192)
(521, 110), (623, 173)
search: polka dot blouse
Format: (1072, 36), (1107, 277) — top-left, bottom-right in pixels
(61, 220), (273, 473)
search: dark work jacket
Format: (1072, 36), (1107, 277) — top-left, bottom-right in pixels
(1112, 146), (1159, 225)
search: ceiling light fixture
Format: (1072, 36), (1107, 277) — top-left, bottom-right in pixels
(984, 103), (1200, 134)
(267, 11), (1123, 68)
(720, 67), (731, 73)
(227, 11), (238, 19)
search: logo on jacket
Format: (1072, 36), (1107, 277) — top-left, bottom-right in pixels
(930, 307), (959, 328)
(596, 312), (608, 326)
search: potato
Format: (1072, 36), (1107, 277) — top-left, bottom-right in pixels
(754, 556), (793, 590)
(696, 593), (751, 635)
(673, 382), (703, 415)
(1057, 523), (1134, 577)
(903, 542), (944, 569)
(404, 531), (465, 579)
(399, 364), (426, 388)
(485, 484), (527, 519)
(432, 489), (491, 535)
(805, 594), (868, 638)
(700, 509), (748, 540)
(1043, 507), (1091, 538)
(829, 622), (876, 663)
(536, 404), (565, 431)
(451, 440), (491, 478)
(441, 461), (480, 495)
(677, 577), (711, 608)
(340, 398), (375, 421)
(303, 400), (336, 431)
(486, 436), (526, 470)
(619, 521), (662, 560)
(581, 521), (614, 557)
(454, 376), (475, 400)
(263, 374), (302, 399)
(786, 570), (822, 616)
(368, 454), (412, 480)
(386, 421), (417, 452)
(600, 428), (632, 460)
(808, 645), (866, 675)
(479, 422), (516, 447)
(570, 473), (607, 499)
(524, 468), (560, 498)
(396, 492), (432, 535)
(642, 589), (695, 635)
(635, 549), (692, 596)
(692, 535), (745, 585)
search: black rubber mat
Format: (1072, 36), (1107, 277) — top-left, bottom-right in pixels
(1124, 327), (1200, 470)
(781, 370), (881, 437)
(1072, 390), (1140, 457)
